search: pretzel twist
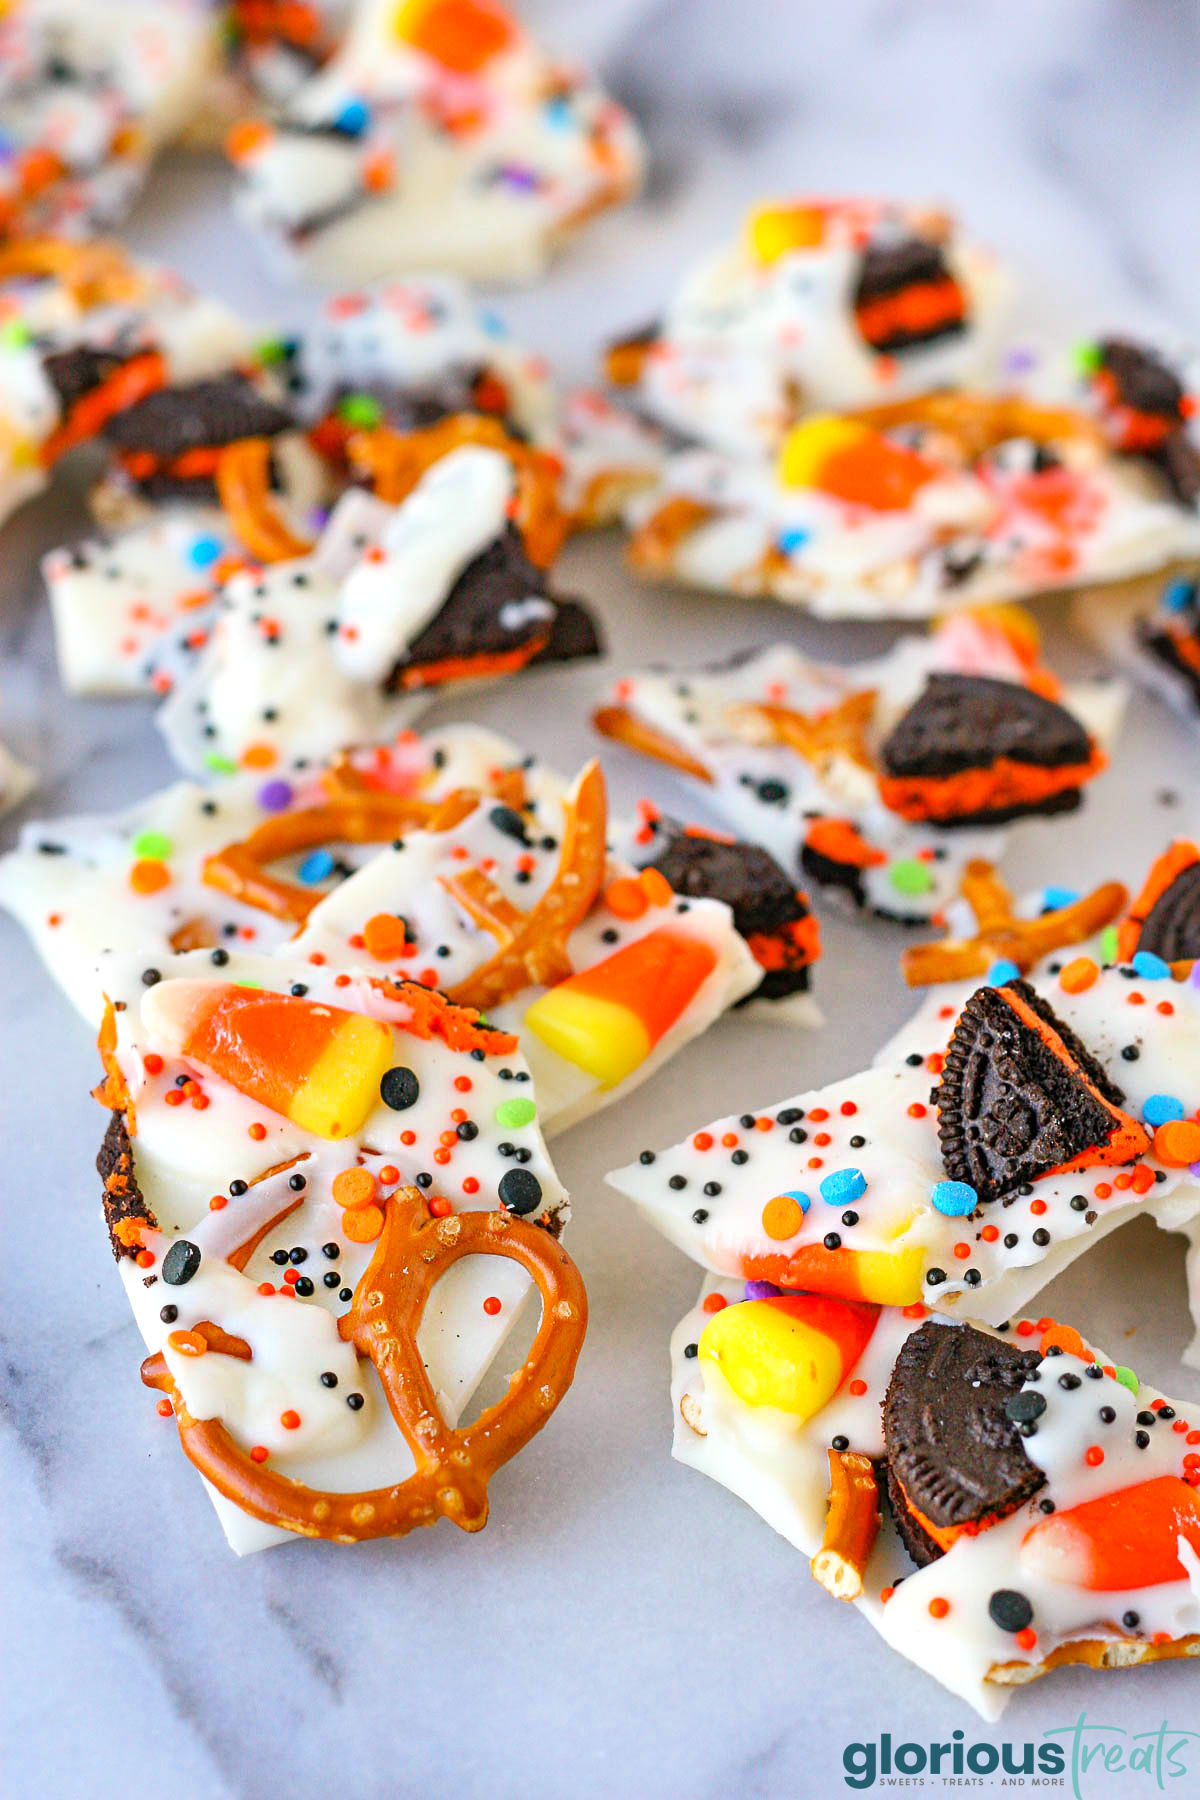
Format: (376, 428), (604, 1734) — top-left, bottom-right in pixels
(215, 439), (315, 565)
(848, 392), (1107, 462)
(141, 1188), (587, 1542)
(902, 860), (1128, 987)
(348, 415), (568, 568)
(0, 237), (147, 308)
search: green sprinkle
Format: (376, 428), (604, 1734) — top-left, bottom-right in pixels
(132, 830), (173, 860)
(495, 1096), (536, 1130)
(889, 857), (933, 897)
(1114, 1365), (1139, 1396)
(204, 751), (238, 775)
(255, 337), (287, 365)
(338, 392), (383, 428)
(0, 320), (32, 350)
(235, 979), (263, 990)
(1099, 924), (1119, 965)
(1072, 340), (1102, 375)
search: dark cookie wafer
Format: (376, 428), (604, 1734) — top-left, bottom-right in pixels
(936, 979), (1140, 1204)
(1097, 339), (1188, 423)
(1140, 860), (1200, 962)
(881, 675), (1092, 781)
(103, 375), (294, 458)
(97, 1111), (157, 1262)
(883, 1320), (1044, 1565)
(644, 820), (818, 999)
(853, 234), (967, 353)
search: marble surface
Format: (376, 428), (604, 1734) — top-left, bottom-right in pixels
(3, 4), (1200, 1797)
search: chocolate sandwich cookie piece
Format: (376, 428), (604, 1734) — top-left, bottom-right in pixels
(384, 524), (596, 690)
(879, 674), (1096, 826)
(97, 1109), (158, 1262)
(935, 978), (1145, 1204)
(43, 343), (139, 416)
(852, 234), (968, 354)
(103, 375), (296, 500)
(1137, 581), (1200, 713)
(1131, 850), (1200, 965)
(883, 1320), (1045, 1567)
(643, 820), (818, 1000)
(527, 598), (604, 668)
(1093, 339), (1200, 505)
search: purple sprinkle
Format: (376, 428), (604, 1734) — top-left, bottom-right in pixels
(258, 779), (294, 812)
(498, 164), (539, 192)
(743, 1279), (782, 1302)
(1002, 345), (1038, 376)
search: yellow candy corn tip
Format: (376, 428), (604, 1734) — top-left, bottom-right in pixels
(778, 416), (871, 490)
(287, 1013), (395, 1139)
(847, 1247), (926, 1307)
(524, 988), (651, 1088)
(747, 203), (825, 265)
(698, 1300), (844, 1417)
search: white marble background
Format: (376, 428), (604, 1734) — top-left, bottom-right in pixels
(3, 4), (1200, 1798)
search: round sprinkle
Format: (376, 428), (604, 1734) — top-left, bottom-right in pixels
(380, 1066), (420, 1111)
(761, 1191), (809, 1239)
(890, 858), (933, 896)
(988, 1589), (1033, 1633)
(930, 1179), (977, 1217)
(1144, 1093), (1186, 1127)
(162, 1240), (202, 1286)
(1003, 1389), (1047, 1425)
(744, 1279), (781, 1300)
(257, 779), (294, 812)
(498, 1168), (542, 1215)
(818, 1168), (866, 1207)
(1131, 949), (1171, 981)
(495, 1096), (536, 1130)
(132, 830), (173, 861)
(986, 959), (1021, 986)
(298, 849), (335, 884)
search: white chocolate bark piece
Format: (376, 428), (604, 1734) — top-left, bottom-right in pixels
(596, 611), (1125, 926)
(227, 0), (643, 285)
(1073, 573), (1200, 738)
(609, 959), (1200, 1328)
(606, 198), (1011, 461)
(0, 0), (217, 237)
(0, 722), (529, 1023)
(157, 448), (593, 777)
(97, 944), (569, 1554)
(669, 1285), (1200, 1717)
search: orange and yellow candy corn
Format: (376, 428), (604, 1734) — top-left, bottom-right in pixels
(141, 981), (394, 1139)
(1021, 1475), (1200, 1591)
(778, 416), (937, 511)
(524, 929), (718, 1087)
(698, 1293), (878, 1417)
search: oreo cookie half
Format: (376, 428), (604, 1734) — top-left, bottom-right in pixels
(879, 674), (1096, 826)
(936, 979), (1145, 1204)
(104, 375), (295, 499)
(385, 524), (599, 691)
(97, 1110), (158, 1263)
(643, 820), (818, 1000)
(853, 234), (968, 354)
(883, 1320), (1045, 1566)
(1136, 853), (1200, 965)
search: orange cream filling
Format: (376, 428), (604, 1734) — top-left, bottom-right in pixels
(879, 743), (1106, 824)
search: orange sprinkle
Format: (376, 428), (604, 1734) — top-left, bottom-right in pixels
(880, 1585), (895, 1604)
(143, 1053), (164, 1076)
(1059, 956), (1099, 994)
(362, 912), (411, 961)
(1127, 990), (1145, 1006)
(248, 1122), (267, 1141)
(605, 877), (648, 920)
(1094, 1183), (1112, 1200)
(693, 1132), (714, 1151)
(208, 1195), (227, 1211)
(167, 1329), (208, 1358)
(1016, 1628), (1037, 1652)
(848, 1378), (867, 1397)
(461, 1177), (479, 1196)
(981, 1224), (999, 1242)
(241, 741), (277, 770)
(129, 858), (170, 894)
(257, 1282), (275, 1296)
(928, 1597), (950, 1619)
(191, 1093), (210, 1111)
(156, 1397), (174, 1417)
(908, 1103), (927, 1119)
(1157, 1001), (1175, 1016)
(164, 1089), (184, 1107)
(454, 1075), (473, 1092)
(809, 1108), (829, 1123)
(428, 1196), (453, 1218)
(334, 973), (351, 988)
(755, 1116), (774, 1133)
(953, 1242), (971, 1260)
(250, 1444), (269, 1464)
(702, 1293), (728, 1314)
(47, 912), (62, 928)
(1154, 1119), (1200, 1167)
(378, 1164), (400, 1185)
(1030, 1199), (1047, 1215)
(927, 1053), (945, 1074)
(280, 1410), (301, 1430)
(761, 1194), (806, 1240)
(483, 1296), (502, 1316)
(136, 1249), (155, 1268)
(332, 1166), (378, 1210)
(226, 118), (273, 163)
(808, 1157), (824, 1169)
(722, 1133), (739, 1148)
(400, 1130), (416, 1146)
(342, 1203), (384, 1243)
(813, 1132), (831, 1147)
(433, 1148), (452, 1165)
(1085, 1445), (1104, 1467)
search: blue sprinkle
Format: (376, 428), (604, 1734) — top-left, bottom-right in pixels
(188, 535), (223, 569)
(1162, 577), (1198, 614)
(298, 849), (335, 884)
(743, 1279), (783, 1301)
(985, 959), (1021, 986)
(1144, 1093), (1186, 1127)
(777, 526), (810, 555)
(335, 99), (370, 135)
(1132, 949), (1172, 981)
(543, 95), (573, 129)
(1042, 886), (1079, 911)
(819, 1168), (866, 1206)
(931, 1179), (978, 1217)
(479, 310), (508, 339)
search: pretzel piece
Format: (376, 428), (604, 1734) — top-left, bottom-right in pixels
(811, 1450), (880, 1601)
(592, 705), (714, 783)
(628, 496), (716, 574)
(215, 439), (314, 565)
(142, 1188), (588, 1543)
(348, 415), (568, 569)
(848, 392), (1107, 463)
(902, 861), (1128, 987)
(0, 237), (146, 309)
(732, 691), (878, 773)
(446, 761), (609, 1011)
(988, 1631), (1200, 1687)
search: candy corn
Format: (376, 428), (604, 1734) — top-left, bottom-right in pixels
(1021, 1475), (1200, 1591)
(524, 930), (718, 1087)
(778, 416), (936, 510)
(391, 0), (516, 72)
(140, 981), (394, 1139)
(698, 1293), (878, 1416)
(741, 1240), (928, 1307)
(747, 203), (826, 265)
